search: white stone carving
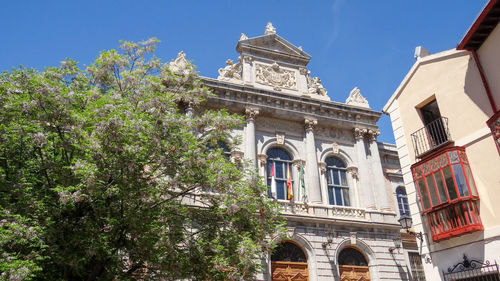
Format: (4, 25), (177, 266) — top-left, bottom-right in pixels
(168, 51), (193, 75)
(331, 142), (339, 154)
(239, 33), (248, 41)
(257, 154), (267, 167)
(350, 232), (357, 245)
(346, 87), (370, 109)
(347, 166), (359, 180)
(255, 63), (297, 90)
(230, 150), (244, 162)
(264, 22), (276, 35)
(306, 71), (327, 96)
(217, 57), (242, 81)
(276, 132), (285, 145)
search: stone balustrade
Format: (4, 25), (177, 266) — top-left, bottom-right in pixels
(278, 201), (368, 220)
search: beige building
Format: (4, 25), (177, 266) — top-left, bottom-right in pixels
(167, 23), (420, 280)
(383, 1), (500, 280)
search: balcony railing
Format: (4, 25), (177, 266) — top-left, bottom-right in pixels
(425, 198), (483, 242)
(411, 117), (452, 158)
(278, 201), (367, 220)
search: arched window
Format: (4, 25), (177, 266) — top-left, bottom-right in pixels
(325, 157), (349, 206)
(396, 187), (410, 216)
(338, 247), (368, 266)
(271, 242), (307, 262)
(267, 147), (293, 200)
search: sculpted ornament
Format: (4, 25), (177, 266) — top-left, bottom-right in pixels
(331, 142), (339, 154)
(276, 132), (285, 145)
(255, 63), (297, 91)
(306, 71), (327, 96)
(239, 33), (248, 41)
(217, 57), (242, 81)
(245, 107), (260, 121)
(265, 22), (276, 35)
(347, 166), (359, 180)
(346, 87), (370, 109)
(304, 118), (317, 131)
(167, 51), (193, 75)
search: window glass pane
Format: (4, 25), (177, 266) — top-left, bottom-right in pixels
(448, 150), (459, 163)
(417, 178), (431, 210)
(335, 187), (343, 205)
(425, 174), (439, 206)
(452, 164), (469, 197)
(326, 169), (333, 185)
(276, 162), (284, 179)
(328, 187), (334, 205)
(332, 170), (340, 185)
(277, 181), (285, 200)
(442, 166), (458, 200)
(340, 170), (347, 186)
(342, 188), (350, 206)
(463, 164), (477, 196)
(433, 171), (448, 203)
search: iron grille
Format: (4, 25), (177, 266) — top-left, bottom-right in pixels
(411, 117), (451, 157)
(443, 255), (500, 281)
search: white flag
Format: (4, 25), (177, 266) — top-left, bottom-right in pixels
(270, 162), (277, 199)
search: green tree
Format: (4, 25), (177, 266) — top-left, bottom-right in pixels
(0, 39), (284, 281)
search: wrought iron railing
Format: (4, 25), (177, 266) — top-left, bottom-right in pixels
(411, 117), (452, 158)
(443, 255), (500, 281)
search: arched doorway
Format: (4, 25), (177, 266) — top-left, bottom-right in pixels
(271, 241), (309, 281)
(338, 247), (370, 281)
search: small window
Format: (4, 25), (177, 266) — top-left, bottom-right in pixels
(396, 187), (410, 217)
(325, 157), (349, 206)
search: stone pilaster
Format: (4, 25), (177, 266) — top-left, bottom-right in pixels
(304, 118), (322, 203)
(245, 107), (259, 169)
(366, 129), (392, 211)
(353, 127), (376, 209)
(347, 166), (360, 208)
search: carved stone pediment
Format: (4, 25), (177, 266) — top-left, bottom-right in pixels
(255, 63), (297, 90)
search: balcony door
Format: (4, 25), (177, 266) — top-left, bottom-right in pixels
(420, 100), (446, 147)
(271, 241), (308, 281)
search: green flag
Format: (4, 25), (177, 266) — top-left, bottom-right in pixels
(300, 164), (306, 202)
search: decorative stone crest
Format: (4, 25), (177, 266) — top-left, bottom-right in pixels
(217, 57), (242, 81)
(350, 232), (357, 245)
(167, 51), (193, 75)
(264, 22), (276, 35)
(304, 118), (317, 131)
(255, 63), (297, 91)
(245, 107), (259, 121)
(276, 132), (285, 145)
(306, 71), (327, 96)
(239, 33), (248, 41)
(346, 87), (370, 109)
(331, 142), (339, 154)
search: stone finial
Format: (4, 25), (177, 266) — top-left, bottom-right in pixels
(239, 33), (248, 41)
(167, 51), (193, 75)
(265, 22), (276, 35)
(346, 87), (370, 109)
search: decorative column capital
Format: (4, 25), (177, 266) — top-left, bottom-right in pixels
(367, 129), (380, 142)
(242, 55), (253, 64)
(257, 154), (268, 167)
(292, 159), (305, 168)
(347, 166), (359, 180)
(245, 107), (260, 121)
(230, 150), (244, 162)
(304, 118), (318, 131)
(353, 127), (366, 140)
(318, 161), (326, 175)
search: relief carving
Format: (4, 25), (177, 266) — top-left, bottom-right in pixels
(167, 51), (194, 75)
(346, 87), (370, 109)
(255, 63), (297, 91)
(217, 57), (242, 81)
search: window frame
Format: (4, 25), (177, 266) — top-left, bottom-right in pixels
(266, 147), (293, 200)
(325, 157), (350, 206)
(396, 187), (410, 217)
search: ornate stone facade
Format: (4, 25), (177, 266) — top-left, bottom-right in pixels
(191, 23), (410, 281)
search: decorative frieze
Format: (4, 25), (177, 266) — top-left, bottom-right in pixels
(255, 62), (297, 91)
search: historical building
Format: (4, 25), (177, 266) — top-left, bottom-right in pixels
(383, 1), (500, 280)
(170, 23), (415, 280)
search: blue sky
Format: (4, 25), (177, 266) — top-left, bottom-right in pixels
(1, 0), (488, 143)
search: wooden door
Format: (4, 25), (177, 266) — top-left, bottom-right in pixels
(339, 265), (370, 281)
(271, 261), (308, 281)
